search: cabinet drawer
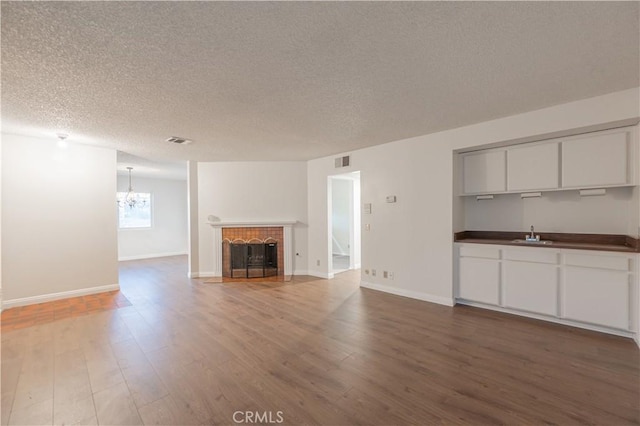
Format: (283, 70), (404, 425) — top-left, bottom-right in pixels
(459, 245), (500, 259)
(503, 248), (559, 264)
(563, 253), (630, 271)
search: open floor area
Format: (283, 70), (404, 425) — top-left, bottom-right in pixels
(1, 255), (639, 425)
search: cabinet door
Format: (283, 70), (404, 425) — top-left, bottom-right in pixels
(507, 142), (559, 191)
(561, 131), (628, 188)
(459, 257), (500, 305)
(562, 266), (629, 330)
(503, 261), (558, 316)
(463, 150), (506, 194)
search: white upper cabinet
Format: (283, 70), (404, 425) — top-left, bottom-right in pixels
(507, 142), (559, 191)
(462, 150), (506, 194)
(561, 129), (630, 188)
(458, 125), (636, 196)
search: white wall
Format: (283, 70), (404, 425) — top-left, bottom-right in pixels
(464, 187), (635, 235)
(307, 87), (640, 306)
(1, 134), (118, 306)
(331, 178), (351, 256)
(0, 135), (3, 310)
(196, 161), (308, 276)
(117, 176), (188, 260)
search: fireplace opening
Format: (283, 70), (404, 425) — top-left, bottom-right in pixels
(230, 242), (278, 278)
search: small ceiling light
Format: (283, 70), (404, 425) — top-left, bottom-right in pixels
(56, 133), (69, 149)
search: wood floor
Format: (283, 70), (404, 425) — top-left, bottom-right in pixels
(1, 255), (639, 425)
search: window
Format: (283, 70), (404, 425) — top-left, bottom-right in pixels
(117, 192), (152, 228)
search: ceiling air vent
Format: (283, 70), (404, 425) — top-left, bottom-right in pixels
(334, 155), (350, 168)
(166, 136), (192, 145)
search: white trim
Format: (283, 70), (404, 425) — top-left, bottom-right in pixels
(212, 227), (223, 277)
(457, 299), (636, 339)
(2, 284), (120, 309)
(118, 252), (187, 261)
(207, 220), (297, 227)
(283, 226), (293, 277)
(308, 271), (333, 279)
(360, 280), (455, 307)
(191, 272), (216, 278)
(293, 270), (309, 276)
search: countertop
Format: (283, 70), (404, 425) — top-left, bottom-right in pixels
(454, 231), (639, 253)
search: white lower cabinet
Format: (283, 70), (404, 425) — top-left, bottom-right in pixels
(562, 265), (630, 330)
(503, 260), (558, 316)
(455, 243), (637, 337)
(459, 257), (500, 305)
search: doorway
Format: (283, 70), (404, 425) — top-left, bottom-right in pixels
(329, 172), (361, 274)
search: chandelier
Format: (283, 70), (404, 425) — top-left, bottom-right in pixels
(121, 167), (140, 208)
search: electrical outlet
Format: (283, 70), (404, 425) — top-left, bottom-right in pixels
(316, 259), (320, 266)
(372, 269), (376, 277)
(383, 271), (388, 278)
(364, 269), (369, 275)
(388, 271), (394, 280)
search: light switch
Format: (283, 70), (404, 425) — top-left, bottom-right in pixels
(365, 224), (371, 231)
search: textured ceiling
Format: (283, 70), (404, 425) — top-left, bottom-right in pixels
(116, 152), (186, 181)
(2, 1), (639, 162)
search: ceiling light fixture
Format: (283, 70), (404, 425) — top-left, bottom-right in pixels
(56, 133), (69, 149)
(120, 167), (141, 208)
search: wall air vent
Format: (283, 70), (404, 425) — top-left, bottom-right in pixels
(334, 155), (350, 168)
(166, 136), (193, 145)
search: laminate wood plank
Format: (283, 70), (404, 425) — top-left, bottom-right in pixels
(1, 392), (14, 426)
(7, 397), (53, 426)
(92, 382), (142, 426)
(53, 394), (96, 426)
(136, 395), (201, 426)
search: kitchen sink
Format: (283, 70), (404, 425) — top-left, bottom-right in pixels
(511, 239), (553, 245)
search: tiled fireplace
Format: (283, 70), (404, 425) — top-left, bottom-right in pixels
(208, 221), (295, 281)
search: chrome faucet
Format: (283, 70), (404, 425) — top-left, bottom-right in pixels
(526, 225), (539, 241)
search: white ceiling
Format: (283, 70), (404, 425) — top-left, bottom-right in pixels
(2, 2), (639, 162)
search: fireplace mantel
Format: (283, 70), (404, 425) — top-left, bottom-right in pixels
(207, 220), (297, 228)
(207, 220), (296, 279)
